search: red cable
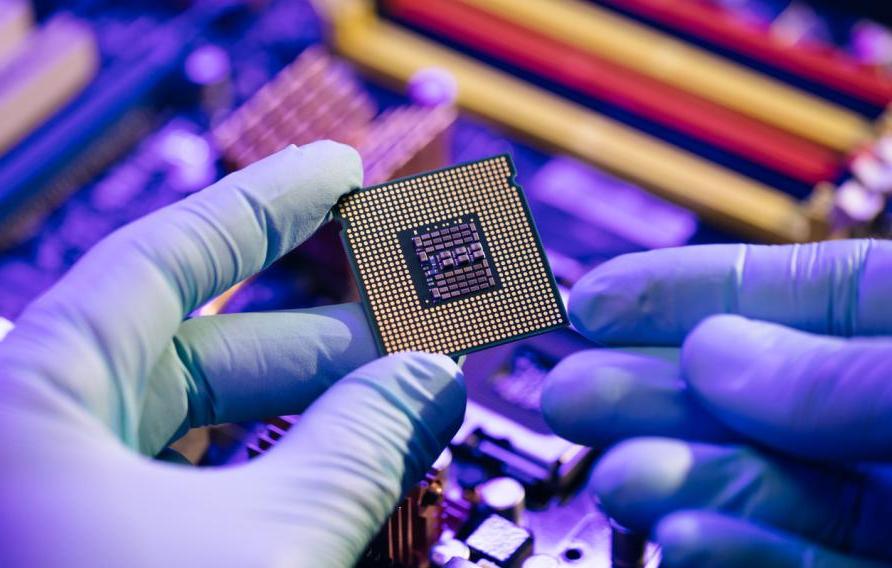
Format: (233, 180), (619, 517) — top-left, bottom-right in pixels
(387, 0), (841, 183)
(600, 0), (892, 106)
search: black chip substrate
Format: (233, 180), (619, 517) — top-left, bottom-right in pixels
(335, 155), (568, 357)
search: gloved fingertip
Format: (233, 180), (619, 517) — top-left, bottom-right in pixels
(541, 352), (589, 441)
(682, 315), (810, 422)
(655, 510), (809, 568)
(211, 140), (364, 228)
(681, 314), (757, 391)
(654, 511), (709, 568)
(233, 141), (363, 207)
(0, 317), (13, 342)
(568, 254), (648, 342)
(387, 351), (464, 387)
(295, 140), (363, 192)
(542, 351), (643, 445)
(593, 438), (695, 530)
(361, 351), (466, 446)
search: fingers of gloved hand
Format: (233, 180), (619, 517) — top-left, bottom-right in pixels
(593, 438), (892, 562)
(656, 511), (890, 568)
(242, 352), (466, 566)
(569, 240), (891, 346)
(137, 303), (377, 456)
(0, 142), (361, 447)
(541, 348), (737, 448)
(683, 314), (892, 461)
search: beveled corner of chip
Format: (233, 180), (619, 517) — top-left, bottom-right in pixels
(335, 154), (568, 357)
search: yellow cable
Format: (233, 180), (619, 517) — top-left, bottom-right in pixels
(0, 0), (31, 66)
(460, 0), (871, 153)
(327, 12), (812, 242)
(0, 17), (98, 156)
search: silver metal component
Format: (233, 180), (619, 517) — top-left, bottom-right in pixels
(431, 538), (471, 567)
(477, 476), (526, 524)
(522, 554), (560, 568)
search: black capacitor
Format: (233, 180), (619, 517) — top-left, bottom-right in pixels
(610, 519), (648, 568)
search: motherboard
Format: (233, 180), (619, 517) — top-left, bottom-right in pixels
(3, 0), (892, 566)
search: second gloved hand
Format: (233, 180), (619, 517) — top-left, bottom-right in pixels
(541, 241), (892, 567)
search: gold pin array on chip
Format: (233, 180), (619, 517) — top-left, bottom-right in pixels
(336, 154), (568, 357)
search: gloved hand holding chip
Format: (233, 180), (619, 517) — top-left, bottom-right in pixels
(0, 142), (466, 567)
(542, 241), (892, 567)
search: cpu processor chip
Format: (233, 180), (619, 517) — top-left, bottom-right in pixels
(335, 155), (568, 357)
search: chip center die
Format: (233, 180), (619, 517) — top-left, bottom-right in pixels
(402, 214), (500, 307)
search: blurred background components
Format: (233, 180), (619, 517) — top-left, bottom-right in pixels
(2, 0), (892, 566)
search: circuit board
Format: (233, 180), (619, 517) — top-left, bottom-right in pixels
(336, 155), (568, 357)
(248, 328), (661, 568)
(3, 0), (892, 567)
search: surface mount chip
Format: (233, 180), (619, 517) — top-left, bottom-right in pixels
(335, 155), (568, 357)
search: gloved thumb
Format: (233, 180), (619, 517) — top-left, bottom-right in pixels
(240, 352), (466, 566)
(682, 314), (892, 461)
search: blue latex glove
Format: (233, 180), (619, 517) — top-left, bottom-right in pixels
(541, 241), (892, 567)
(0, 142), (466, 566)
